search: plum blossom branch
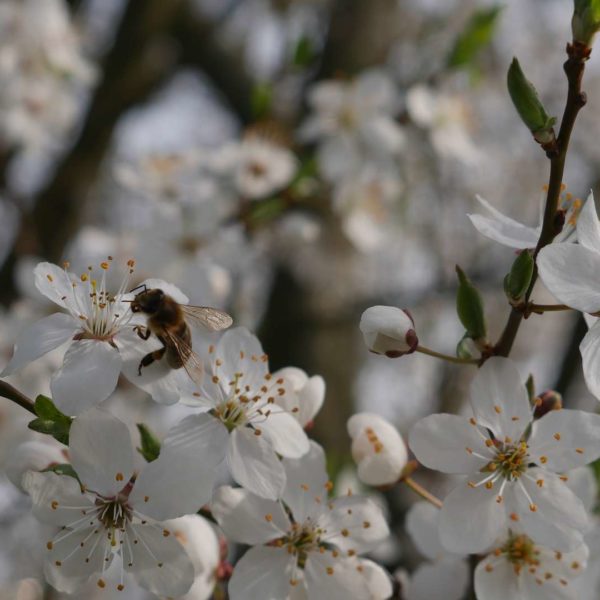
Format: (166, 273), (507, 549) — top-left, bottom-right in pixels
(0, 380), (36, 415)
(494, 41), (591, 358)
(525, 303), (572, 315)
(402, 476), (443, 509)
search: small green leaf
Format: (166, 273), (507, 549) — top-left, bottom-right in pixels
(448, 6), (503, 69)
(456, 334), (476, 360)
(29, 396), (72, 445)
(456, 266), (487, 341)
(293, 36), (315, 67)
(251, 83), (273, 119)
(525, 374), (535, 403)
(504, 250), (534, 301)
(248, 197), (286, 225)
(43, 463), (80, 482)
(507, 58), (556, 143)
(136, 423), (161, 463)
(573, 0), (600, 45)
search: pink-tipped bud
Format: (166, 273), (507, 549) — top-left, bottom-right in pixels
(359, 306), (418, 358)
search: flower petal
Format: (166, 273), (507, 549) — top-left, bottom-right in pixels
(357, 558), (393, 600)
(318, 496), (389, 553)
(1, 313), (77, 375)
(227, 426), (285, 500)
(228, 546), (296, 600)
(405, 502), (446, 561)
(24, 471), (94, 526)
(537, 244), (600, 313)
(409, 414), (490, 474)
(407, 557), (470, 600)
(470, 357), (530, 441)
(51, 340), (122, 416)
(576, 192), (600, 252)
(504, 469), (588, 552)
(124, 522), (195, 597)
(282, 441), (329, 523)
(580, 320), (600, 400)
(211, 485), (289, 545)
(439, 478), (506, 554)
(34, 262), (80, 312)
(304, 554), (370, 600)
(129, 449), (217, 521)
(474, 554), (520, 600)
(258, 408), (310, 458)
(529, 409), (600, 471)
(69, 408), (134, 497)
(161, 413), (228, 468)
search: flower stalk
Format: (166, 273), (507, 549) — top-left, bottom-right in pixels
(0, 380), (36, 415)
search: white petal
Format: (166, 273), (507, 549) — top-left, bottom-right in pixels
(474, 555), (520, 600)
(504, 469), (588, 552)
(7, 440), (67, 491)
(215, 327), (268, 391)
(537, 244), (600, 313)
(357, 558), (393, 599)
(1, 313), (77, 375)
(228, 546), (296, 600)
(318, 496), (389, 553)
(529, 409), (600, 471)
(470, 357), (530, 441)
(274, 367), (325, 426)
(227, 427), (286, 500)
(407, 558), (470, 600)
(34, 262), (80, 312)
(133, 278), (189, 304)
(405, 502), (445, 561)
(580, 320), (600, 400)
(129, 449), (217, 520)
(409, 414), (490, 474)
(576, 192), (600, 252)
(305, 554), (369, 600)
(24, 471), (93, 526)
(439, 478), (506, 554)
(124, 523), (195, 597)
(69, 407), (134, 497)
(282, 441), (329, 523)
(161, 413), (229, 467)
(259, 409), (310, 458)
(45, 527), (109, 593)
(565, 466), (598, 512)
(51, 340), (122, 416)
(211, 485), (289, 544)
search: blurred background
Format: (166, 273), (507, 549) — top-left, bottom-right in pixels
(0, 0), (599, 598)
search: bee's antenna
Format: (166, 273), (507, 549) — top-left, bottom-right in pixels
(128, 284), (147, 295)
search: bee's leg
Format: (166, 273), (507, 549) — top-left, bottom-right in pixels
(138, 347), (166, 375)
(134, 325), (151, 341)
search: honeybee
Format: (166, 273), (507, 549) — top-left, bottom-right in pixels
(128, 285), (233, 384)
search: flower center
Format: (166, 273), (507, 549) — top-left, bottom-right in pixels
(488, 441), (530, 480)
(213, 400), (249, 431)
(499, 534), (539, 575)
(95, 497), (132, 532)
(278, 521), (325, 567)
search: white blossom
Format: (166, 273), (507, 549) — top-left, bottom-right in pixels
(469, 190), (583, 249)
(347, 413), (408, 486)
(538, 192), (600, 400)
(159, 327), (310, 499)
(474, 533), (588, 600)
(24, 408), (216, 596)
(272, 366), (325, 428)
(360, 306), (418, 357)
(409, 357), (600, 553)
(211, 441), (391, 599)
(6, 440), (66, 491)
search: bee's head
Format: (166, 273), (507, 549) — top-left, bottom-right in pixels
(130, 288), (165, 315)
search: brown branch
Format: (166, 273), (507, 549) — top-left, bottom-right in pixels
(0, 380), (36, 415)
(494, 42), (590, 358)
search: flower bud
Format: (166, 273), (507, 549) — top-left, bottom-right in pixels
(6, 440), (66, 492)
(507, 58), (556, 144)
(359, 306), (418, 358)
(573, 0), (600, 46)
(504, 249), (534, 303)
(347, 413), (408, 486)
(533, 390), (563, 420)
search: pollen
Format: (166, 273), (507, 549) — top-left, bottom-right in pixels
(46, 541), (53, 550)
(117, 584), (124, 591)
(46, 274), (53, 282)
(554, 433), (561, 441)
(469, 417), (477, 425)
(494, 405), (502, 414)
(540, 456), (548, 464)
(51, 500), (59, 510)
(326, 567), (334, 575)
(115, 472), (124, 481)
(510, 513), (519, 522)
(576, 448), (584, 454)
(97, 579), (106, 589)
(100, 262), (110, 270)
(341, 529), (349, 537)
(485, 564), (494, 572)
(265, 514), (273, 522)
(529, 504), (538, 512)
(363, 521), (371, 528)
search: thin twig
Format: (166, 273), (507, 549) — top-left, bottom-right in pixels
(402, 477), (443, 509)
(416, 345), (479, 365)
(0, 380), (36, 415)
(494, 41), (590, 358)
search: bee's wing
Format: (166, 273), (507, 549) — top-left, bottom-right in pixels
(181, 305), (233, 332)
(161, 328), (205, 387)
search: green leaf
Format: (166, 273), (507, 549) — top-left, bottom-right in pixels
(43, 463), (80, 482)
(456, 334), (476, 360)
(251, 83), (273, 119)
(456, 266), (487, 341)
(448, 6), (503, 69)
(525, 374), (535, 403)
(507, 58), (555, 143)
(248, 197), (286, 225)
(573, 0), (600, 45)
(293, 36), (316, 67)
(136, 423), (161, 462)
(504, 250), (534, 301)
(28, 396), (72, 445)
